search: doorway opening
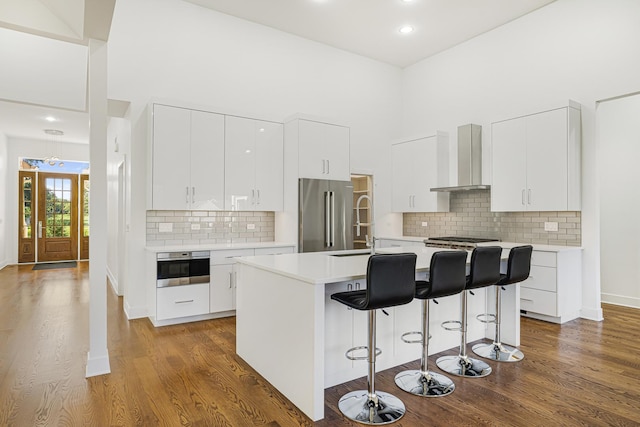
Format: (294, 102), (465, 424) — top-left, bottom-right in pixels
(18, 158), (90, 263)
(351, 174), (373, 250)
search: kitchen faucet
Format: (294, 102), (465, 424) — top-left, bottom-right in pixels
(355, 194), (375, 254)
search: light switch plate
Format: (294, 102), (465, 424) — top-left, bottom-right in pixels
(544, 222), (558, 232)
(159, 223), (173, 233)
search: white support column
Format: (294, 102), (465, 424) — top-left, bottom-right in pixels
(86, 38), (110, 377)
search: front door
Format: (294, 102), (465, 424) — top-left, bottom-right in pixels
(37, 173), (79, 262)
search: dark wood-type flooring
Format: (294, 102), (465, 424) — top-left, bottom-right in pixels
(1, 262), (639, 426)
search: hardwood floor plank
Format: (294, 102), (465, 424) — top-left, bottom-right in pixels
(2, 262), (640, 426)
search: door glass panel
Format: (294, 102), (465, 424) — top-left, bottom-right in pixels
(21, 176), (33, 238)
(45, 176), (73, 238)
(83, 179), (90, 237)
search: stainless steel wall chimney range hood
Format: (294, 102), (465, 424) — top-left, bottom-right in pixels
(430, 123), (490, 192)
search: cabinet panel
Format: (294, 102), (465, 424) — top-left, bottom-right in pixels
(152, 104), (191, 210)
(521, 265), (557, 292)
(491, 117), (527, 212)
(190, 110), (225, 210)
(526, 109), (568, 211)
(391, 141), (414, 212)
(210, 264), (235, 313)
(298, 120), (350, 181)
(255, 121), (284, 211)
(324, 281), (355, 387)
(520, 287), (557, 317)
(157, 283), (209, 320)
(225, 116), (256, 211)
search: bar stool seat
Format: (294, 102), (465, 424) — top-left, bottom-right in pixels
(331, 253), (417, 425)
(472, 245), (533, 362)
(435, 246), (502, 378)
(394, 250), (467, 397)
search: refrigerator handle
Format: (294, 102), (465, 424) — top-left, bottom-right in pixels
(325, 191), (331, 247)
(330, 191), (335, 247)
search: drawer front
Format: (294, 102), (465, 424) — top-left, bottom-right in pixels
(520, 287), (557, 317)
(254, 246), (295, 255)
(521, 265), (557, 292)
(210, 248), (254, 265)
(531, 251), (556, 268)
(157, 283), (210, 320)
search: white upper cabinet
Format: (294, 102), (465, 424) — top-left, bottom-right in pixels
(391, 132), (450, 212)
(491, 104), (581, 212)
(225, 115), (283, 211)
(152, 104), (224, 210)
(297, 119), (350, 181)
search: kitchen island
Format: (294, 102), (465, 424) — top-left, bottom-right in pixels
(234, 247), (519, 421)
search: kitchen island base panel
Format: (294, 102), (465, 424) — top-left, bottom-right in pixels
(235, 264), (325, 421)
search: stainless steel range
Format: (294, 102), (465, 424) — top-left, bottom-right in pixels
(423, 236), (500, 250)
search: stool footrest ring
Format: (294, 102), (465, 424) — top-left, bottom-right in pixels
(441, 320), (462, 331)
(401, 331), (431, 344)
(345, 345), (382, 361)
(476, 313), (497, 324)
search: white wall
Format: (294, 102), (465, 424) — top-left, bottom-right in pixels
(598, 92), (640, 308)
(107, 0), (403, 317)
(0, 132), (7, 269)
(5, 137), (89, 264)
(106, 117), (129, 295)
(401, 0), (640, 320)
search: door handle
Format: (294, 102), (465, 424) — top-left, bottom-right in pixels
(330, 191), (335, 247)
(257, 189), (260, 205)
(229, 272), (233, 289)
(192, 187), (195, 204)
(326, 160), (330, 175)
(38, 221), (42, 238)
(325, 192), (331, 247)
(252, 189), (255, 205)
(186, 187), (190, 204)
(521, 189), (525, 205)
(321, 159), (326, 174)
(528, 189), (532, 205)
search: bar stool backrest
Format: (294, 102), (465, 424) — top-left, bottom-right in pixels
(427, 251), (467, 299)
(467, 246), (502, 289)
(500, 245), (533, 285)
(365, 253), (417, 310)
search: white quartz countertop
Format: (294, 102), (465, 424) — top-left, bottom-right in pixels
(477, 241), (583, 252)
(145, 241), (295, 253)
(235, 247), (470, 285)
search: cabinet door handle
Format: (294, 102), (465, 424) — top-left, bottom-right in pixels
(229, 272), (233, 289)
(251, 189), (255, 205)
(186, 187), (190, 204)
(520, 298), (533, 302)
(175, 299), (194, 304)
(355, 282), (361, 290)
(257, 189), (260, 205)
(326, 160), (330, 175)
(347, 283), (353, 291)
(192, 187), (195, 204)
(528, 189), (532, 205)
(321, 159), (326, 174)
(521, 189), (525, 205)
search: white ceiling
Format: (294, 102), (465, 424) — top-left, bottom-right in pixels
(0, 0), (556, 145)
(183, 0), (557, 68)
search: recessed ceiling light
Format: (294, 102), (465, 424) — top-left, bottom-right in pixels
(44, 129), (64, 136)
(401, 0), (414, 2)
(399, 25), (414, 34)
(45, 116), (57, 122)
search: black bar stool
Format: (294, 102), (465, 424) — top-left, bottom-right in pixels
(330, 253), (417, 425)
(473, 245), (533, 362)
(394, 250), (467, 397)
(435, 247), (502, 378)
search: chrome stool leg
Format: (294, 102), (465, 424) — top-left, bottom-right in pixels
(436, 290), (492, 378)
(338, 310), (406, 425)
(394, 299), (455, 397)
(472, 286), (524, 362)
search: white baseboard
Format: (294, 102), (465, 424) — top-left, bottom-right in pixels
(124, 300), (147, 319)
(581, 305), (605, 321)
(601, 293), (640, 310)
(106, 266), (120, 296)
(85, 351), (111, 377)
(0, 259), (8, 271)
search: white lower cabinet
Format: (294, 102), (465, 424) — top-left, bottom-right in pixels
(210, 246), (294, 314)
(377, 238), (425, 249)
(519, 248), (582, 324)
(156, 284), (210, 321)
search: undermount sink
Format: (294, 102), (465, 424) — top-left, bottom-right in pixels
(330, 252), (371, 257)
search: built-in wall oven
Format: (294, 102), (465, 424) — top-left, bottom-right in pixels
(156, 251), (210, 287)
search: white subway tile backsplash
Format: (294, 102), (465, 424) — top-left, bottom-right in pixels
(404, 190), (581, 246)
(146, 210), (276, 246)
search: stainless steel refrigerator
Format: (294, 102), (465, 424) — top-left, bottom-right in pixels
(299, 178), (354, 253)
